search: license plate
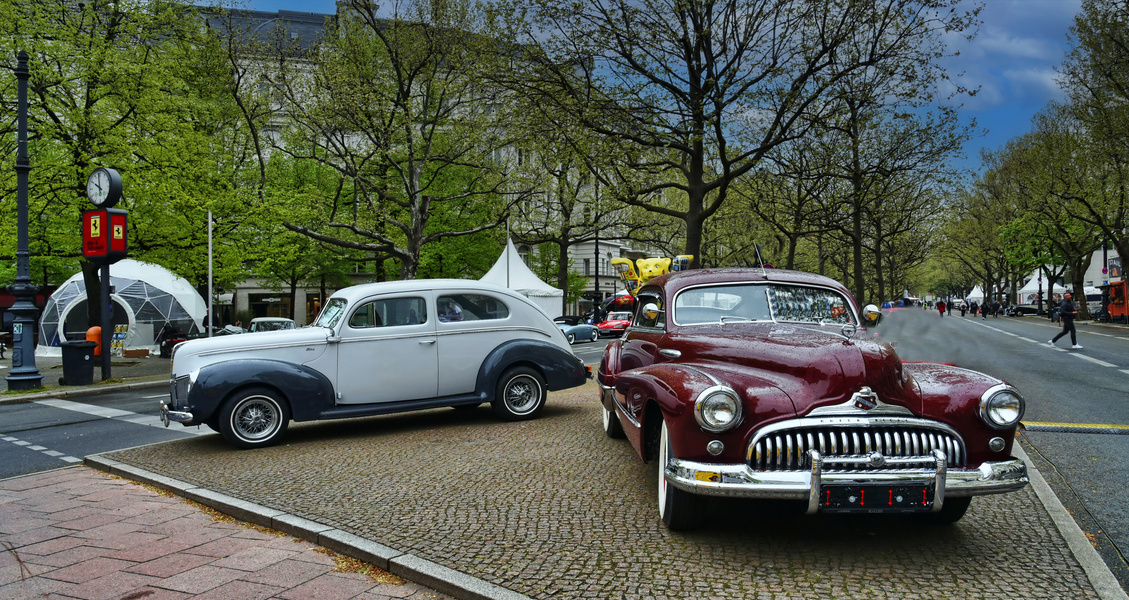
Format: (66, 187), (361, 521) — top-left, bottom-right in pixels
(819, 483), (934, 513)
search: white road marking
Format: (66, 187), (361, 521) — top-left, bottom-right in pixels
(0, 395), (212, 467)
(0, 436), (80, 463)
(964, 318), (1123, 368)
(32, 398), (210, 436)
(1075, 354), (1117, 367)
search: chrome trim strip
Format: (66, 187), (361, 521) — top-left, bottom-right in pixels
(808, 394), (915, 417)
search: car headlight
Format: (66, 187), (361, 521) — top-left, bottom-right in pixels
(980, 384), (1024, 429)
(695, 386), (742, 432)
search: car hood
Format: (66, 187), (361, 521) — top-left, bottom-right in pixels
(171, 327), (332, 374)
(666, 325), (919, 414)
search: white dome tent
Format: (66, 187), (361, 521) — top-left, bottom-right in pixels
(480, 239), (564, 319)
(36, 259), (206, 357)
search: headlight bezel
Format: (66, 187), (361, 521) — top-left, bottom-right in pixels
(694, 385), (743, 432)
(979, 384), (1024, 430)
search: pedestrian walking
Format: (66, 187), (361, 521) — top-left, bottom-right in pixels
(937, 300), (946, 318)
(1049, 292), (1082, 349)
(959, 301), (967, 317)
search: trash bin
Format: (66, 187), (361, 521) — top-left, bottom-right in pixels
(59, 340), (97, 386)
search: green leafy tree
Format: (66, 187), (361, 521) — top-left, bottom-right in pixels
(488, 0), (975, 270)
(0, 0), (253, 324)
(264, 0), (516, 280)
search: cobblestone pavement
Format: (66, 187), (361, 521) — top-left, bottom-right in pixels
(0, 466), (454, 600)
(90, 381), (1113, 600)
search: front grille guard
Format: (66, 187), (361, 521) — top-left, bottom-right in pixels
(807, 448), (948, 513)
(747, 416), (966, 472)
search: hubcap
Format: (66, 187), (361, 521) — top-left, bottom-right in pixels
(234, 397), (278, 440)
(506, 377), (539, 413)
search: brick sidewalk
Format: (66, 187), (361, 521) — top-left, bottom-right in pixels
(0, 467), (453, 600)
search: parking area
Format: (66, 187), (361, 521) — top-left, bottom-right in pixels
(91, 381), (1114, 599)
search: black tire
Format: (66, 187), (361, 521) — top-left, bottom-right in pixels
(566, 332), (576, 345)
(920, 496), (972, 524)
(602, 402), (625, 438)
(658, 419), (706, 530)
(492, 367), (546, 421)
(218, 387), (290, 449)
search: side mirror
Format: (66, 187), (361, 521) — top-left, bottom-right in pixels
(641, 303), (660, 321)
(862, 304), (882, 326)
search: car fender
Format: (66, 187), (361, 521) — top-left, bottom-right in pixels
(904, 362), (1018, 463)
(597, 338), (624, 392)
(186, 358), (335, 423)
(476, 339), (587, 395)
(610, 364), (719, 461)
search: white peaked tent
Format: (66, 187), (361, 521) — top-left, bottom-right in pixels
(480, 239), (564, 318)
(1017, 272), (1100, 304)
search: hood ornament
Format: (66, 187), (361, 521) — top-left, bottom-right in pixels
(809, 385), (914, 416)
(852, 386), (879, 410)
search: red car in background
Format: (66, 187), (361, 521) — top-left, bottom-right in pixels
(597, 311), (633, 337)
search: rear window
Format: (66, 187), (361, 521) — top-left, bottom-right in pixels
(438, 294), (509, 322)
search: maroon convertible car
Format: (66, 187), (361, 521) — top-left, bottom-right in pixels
(597, 268), (1028, 530)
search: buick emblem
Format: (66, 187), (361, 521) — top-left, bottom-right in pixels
(852, 387), (879, 411)
(867, 451), (886, 468)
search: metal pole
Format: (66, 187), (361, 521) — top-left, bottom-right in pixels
(100, 263), (111, 380)
(207, 210), (213, 337)
(6, 50), (43, 390)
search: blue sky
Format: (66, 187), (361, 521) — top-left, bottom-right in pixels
(230, 0), (1083, 176)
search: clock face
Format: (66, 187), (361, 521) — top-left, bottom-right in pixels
(86, 168), (121, 207)
(87, 170), (109, 204)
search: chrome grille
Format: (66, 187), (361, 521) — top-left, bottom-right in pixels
(749, 422), (965, 471)
(171, 375), (190, 404)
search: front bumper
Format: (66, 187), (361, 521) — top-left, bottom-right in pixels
(666, 449), (1029, 514)
(160, 402), (194, 427)
(161, 374), (195, 427)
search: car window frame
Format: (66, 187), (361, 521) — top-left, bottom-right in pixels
(671, 281), (858, 327)
(346, 295), (428, 330)
(632, 291), (666, 332)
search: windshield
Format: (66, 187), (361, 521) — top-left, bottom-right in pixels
(674, 283), (856, 326)
(313, 298), (347, 328)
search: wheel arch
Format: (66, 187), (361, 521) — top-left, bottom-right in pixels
(476, 339), (583, 397)
(188, 359), (335, 423)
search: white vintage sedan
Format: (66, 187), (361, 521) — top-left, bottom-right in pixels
(161, 280), (591, 449)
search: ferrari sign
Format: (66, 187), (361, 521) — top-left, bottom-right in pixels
(82, 208), (128, 264)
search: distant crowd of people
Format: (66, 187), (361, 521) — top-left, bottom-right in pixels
(884, 293), (1085, 350)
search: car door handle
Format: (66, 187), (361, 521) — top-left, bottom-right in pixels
(419, 339), (436, 345)
(659, 349), (681, 359)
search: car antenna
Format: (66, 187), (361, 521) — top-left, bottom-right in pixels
(754, 245), (767, 277)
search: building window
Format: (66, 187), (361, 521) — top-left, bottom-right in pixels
(584, 259), (591, 276)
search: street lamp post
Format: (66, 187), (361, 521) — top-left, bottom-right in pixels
(6, 51), (44, 391)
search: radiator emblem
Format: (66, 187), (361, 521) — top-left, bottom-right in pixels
(852, 387), (879, 411)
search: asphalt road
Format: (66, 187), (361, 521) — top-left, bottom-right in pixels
(0, 388), (200, 479)
(875, 308), (1129, 588)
